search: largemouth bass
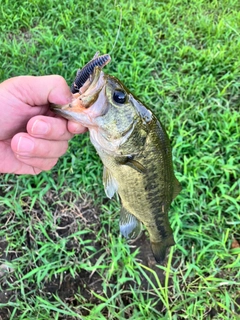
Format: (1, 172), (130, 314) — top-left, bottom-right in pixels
(51, 54), (181, 263)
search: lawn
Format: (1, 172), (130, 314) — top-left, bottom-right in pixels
(0, 0), (239, 319)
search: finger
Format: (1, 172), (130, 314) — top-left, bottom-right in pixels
(67, 121), (88, 134)
(27, 115), (74, 141)
(11, 133), (69, 159)
(0, 141), (44, 175)
(14, 156), (59, 173)
(7, 75), (72, 106)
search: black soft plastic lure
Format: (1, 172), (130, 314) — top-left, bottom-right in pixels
(71, 53), (111, 93)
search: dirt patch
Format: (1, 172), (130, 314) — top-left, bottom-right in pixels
(1, 189), (238, 319)
(0, 191), (167, 319)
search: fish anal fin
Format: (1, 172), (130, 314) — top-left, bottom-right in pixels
(119, 207), (142, 240)
(103, 166), (118, 199)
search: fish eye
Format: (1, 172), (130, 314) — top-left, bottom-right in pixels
(113, 89), (127, 104)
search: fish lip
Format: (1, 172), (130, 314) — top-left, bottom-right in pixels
(50, 102), (71, 111)
(50, 68), (108, 124)
(50, 67), (106, 111)
(79, 66), (106, 107)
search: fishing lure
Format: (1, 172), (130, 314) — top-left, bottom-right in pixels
(70, 52), (111, 93)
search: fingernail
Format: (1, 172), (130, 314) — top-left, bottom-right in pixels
(17, 137), (34, 153)
(32, 120), (49, 135)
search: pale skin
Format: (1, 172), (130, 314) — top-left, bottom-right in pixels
(0, 75), (86, 175)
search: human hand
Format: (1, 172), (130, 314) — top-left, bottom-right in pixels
(0, 75), (86, 175)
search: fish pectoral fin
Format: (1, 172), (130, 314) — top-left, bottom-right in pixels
(119, 207), (142, 239)
(125, 158), (146, 173)
(115, 155), (146, 174)
(172, 177), (182, 199)
(103, 166), (118, 199)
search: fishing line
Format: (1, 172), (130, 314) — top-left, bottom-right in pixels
(109, 6), (122, 55)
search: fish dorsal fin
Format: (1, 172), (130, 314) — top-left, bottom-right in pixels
(173, 177), (181, 199)
(103, 166), (118, 199)
(119, 207), (142, 239)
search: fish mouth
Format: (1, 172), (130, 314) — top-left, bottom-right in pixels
(50, 67), (107, 124)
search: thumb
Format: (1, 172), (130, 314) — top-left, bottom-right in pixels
(4, 75), (72, 106)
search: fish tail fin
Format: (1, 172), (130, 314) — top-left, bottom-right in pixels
(150, 237), (175, 264)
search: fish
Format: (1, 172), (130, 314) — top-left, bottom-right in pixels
(51, 55), (181, 263)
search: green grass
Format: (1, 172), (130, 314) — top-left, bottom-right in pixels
(0, 0), (239, 319)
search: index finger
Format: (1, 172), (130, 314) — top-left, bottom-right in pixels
(27, 116), (74, 141)
(6, 75), (72, 106)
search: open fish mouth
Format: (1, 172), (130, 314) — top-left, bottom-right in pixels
(50, 52), (111, 119)
(50, 67), (107, 123)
